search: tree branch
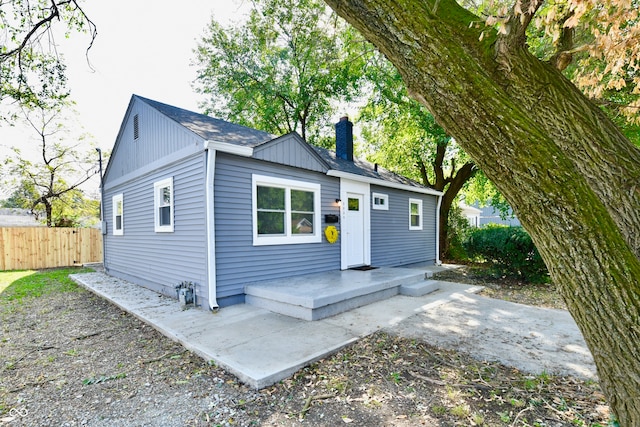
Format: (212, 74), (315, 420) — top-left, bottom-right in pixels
(0, 0), (62, 60)
(418, 159), (431, 187)
(498, 0), (544, 51)
(548, 10), (581, 71)
(1, 0), (96, 62)
(432, 143), (447, 191)
(551, 43), (590, 71)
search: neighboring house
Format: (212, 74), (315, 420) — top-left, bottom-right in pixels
(477, 204), (521, 227)
(459, 202), (521, 227)
(102, 95), (443, 310)
(459, 203), (482, 228)
(0, 208), (43, 227)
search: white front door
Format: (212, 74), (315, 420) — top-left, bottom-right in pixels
(345, 193), (365, 267)
(340, 179), (370, 269)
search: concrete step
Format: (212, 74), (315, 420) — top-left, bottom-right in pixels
(244, 268), (429, 321)
(400, 279), (440, 297)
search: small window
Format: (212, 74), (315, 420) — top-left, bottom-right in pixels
(348, 197), (360, 211)
(372, 192), (388, 210)
(409, 198), (423, 230)
(133, 114), (139, 140)
(154, 177), (174, 232)
(112, 194), (124, 235)
(253, 174), (321, 245)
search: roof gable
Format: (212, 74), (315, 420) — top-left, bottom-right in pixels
(104, 95), (207, 184)
(104, 95), (276, 184)
(252, 132), (330, 173)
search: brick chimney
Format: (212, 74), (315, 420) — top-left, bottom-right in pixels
(335, 116), (353, 161)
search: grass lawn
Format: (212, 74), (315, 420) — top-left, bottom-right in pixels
(0, 271), (33, 294)
(0, 268), (92, 302)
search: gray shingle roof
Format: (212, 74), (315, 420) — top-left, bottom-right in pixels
(311, 146), (426, 189)
(136, 95), (275, 147)
(138, 95), (427, 190)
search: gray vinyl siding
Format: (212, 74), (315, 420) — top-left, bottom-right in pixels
(479, 205), (521, 227)
(104, 99), (203, 182)
(214, 153), (341, 305)
(252, 134), (328, 173)
(103, 153), (208, 302)
(370, 185), (438, 266)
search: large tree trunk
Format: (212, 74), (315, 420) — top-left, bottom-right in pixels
(435, 162), (475, 259)
(419, 145), (476, 258)
(324, 0), (640, 424)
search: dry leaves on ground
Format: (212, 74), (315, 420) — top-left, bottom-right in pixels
(1, 268), (611, 426)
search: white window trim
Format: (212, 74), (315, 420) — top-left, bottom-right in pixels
(154, 177), (174, 233)
(409, 198), (423, 231)
(112, 194), (124, 235)
(252, 174), (321, 246)
(372, 192), (389, 210)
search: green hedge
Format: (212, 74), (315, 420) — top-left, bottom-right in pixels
(463, 225), (548, 283)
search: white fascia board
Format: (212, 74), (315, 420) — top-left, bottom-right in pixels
(204, 140), (253, 157)
(327, 170), (443, 197)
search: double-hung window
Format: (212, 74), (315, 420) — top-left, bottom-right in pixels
(409, 198), (423, 230)
(112, 194), (124, 235)
(154, 177), (174, 232)
(252, 174), (321, 245)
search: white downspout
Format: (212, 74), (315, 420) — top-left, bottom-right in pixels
(204, 142), (219, 309)
(435, 194), (443, 265)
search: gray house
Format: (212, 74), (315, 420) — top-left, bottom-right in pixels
(102, 95), (443, 310)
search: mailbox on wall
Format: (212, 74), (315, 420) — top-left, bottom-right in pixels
(324, 214), (339, 223)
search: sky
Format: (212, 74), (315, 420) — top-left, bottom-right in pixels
(0, 0), (250, 196)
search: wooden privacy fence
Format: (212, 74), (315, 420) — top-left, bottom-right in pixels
(0, 227), (103, 271)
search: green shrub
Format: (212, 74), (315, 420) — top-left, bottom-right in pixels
(463, 225), (548, 282)
(444, 204), (473, 261)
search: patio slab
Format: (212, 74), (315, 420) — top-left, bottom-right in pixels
(71, 270), (481, 388)
(71, 266), (597, 388)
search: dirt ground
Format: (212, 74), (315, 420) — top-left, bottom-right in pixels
(1, 267), (611, 426)
(433, 264), (566, 310)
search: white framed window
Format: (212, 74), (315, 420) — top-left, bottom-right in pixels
(252, 174), (321, 245)
(112, 194), (124, 235)
(409, 198), (423, 230)
(154, 177), (174, 232)
(372, 192), (389, 210)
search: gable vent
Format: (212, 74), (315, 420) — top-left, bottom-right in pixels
(133, 114), (139, 140)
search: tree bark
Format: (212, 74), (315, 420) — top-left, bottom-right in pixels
(437, 162), (476, 258)
(324, 0), (640, 424)
(43, 200), (53, 227)
(420, 145), (476, 258)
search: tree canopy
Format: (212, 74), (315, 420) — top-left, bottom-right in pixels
(193, 0), (368, 144)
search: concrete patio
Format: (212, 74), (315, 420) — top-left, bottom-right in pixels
(71, 264), (596, 389)
(71, 265), (482, 389)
